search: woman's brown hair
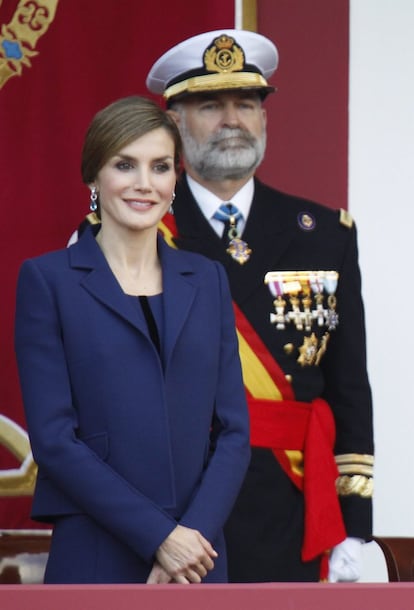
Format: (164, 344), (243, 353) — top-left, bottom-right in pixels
(81, 96), (182, 184)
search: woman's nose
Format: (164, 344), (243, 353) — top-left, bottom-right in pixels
(133, 168), (151, 191)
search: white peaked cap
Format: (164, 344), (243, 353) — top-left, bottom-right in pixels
(146, 29), (278, 102)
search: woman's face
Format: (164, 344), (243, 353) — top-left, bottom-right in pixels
(93, 127), (176, 234)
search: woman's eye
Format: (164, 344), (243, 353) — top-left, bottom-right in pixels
(115, 161), (133, 171)
(153, 163), (171, 173)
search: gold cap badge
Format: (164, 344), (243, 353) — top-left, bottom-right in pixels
(204, 35), (245, 73)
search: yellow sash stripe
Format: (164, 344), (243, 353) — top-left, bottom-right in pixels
(158, 220), (177, 248)
(236, 330), (283, 400)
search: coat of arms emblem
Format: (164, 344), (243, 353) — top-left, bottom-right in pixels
(0, 0), (59, 89)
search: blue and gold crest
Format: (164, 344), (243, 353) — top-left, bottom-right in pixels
(0, 0), (59, 89)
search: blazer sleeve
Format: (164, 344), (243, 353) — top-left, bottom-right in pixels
(179, 261), (251, 541)
(14, 259), (177, 563)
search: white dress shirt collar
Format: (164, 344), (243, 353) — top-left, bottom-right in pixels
(185, 174), (254, 236)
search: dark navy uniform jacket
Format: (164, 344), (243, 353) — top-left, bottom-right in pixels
(171, 175), (374, 582)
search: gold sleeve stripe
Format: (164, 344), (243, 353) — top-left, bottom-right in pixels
(337, 464), (373, 477)
(335, 453), (374, 498)
(335, 453), (374, 466)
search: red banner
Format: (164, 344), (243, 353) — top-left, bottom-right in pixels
(0, 0), (234, 529)
(0, 0), (349, 530)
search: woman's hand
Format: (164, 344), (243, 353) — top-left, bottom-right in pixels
(146, 561), (173, 584)
(155, 524), (218, 583)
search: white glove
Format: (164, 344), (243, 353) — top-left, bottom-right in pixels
(328, 537), (364, 582)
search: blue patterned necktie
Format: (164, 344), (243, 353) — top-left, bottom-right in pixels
(212, 203), (251, 264)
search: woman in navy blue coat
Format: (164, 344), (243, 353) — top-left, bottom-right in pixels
(14, 96), (250, 584)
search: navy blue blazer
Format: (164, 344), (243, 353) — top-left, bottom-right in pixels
(15, 227), (250, 571)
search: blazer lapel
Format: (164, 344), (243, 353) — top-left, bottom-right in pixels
(157, 237), (197, 368)
(69, 227), (149, 337)
(70, 228), (198, 363)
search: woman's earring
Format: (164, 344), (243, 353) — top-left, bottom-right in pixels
(90, 186), (98, 212)
(169, 191), (176, 215)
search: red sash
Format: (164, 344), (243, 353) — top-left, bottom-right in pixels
(158, 214), (346, 571)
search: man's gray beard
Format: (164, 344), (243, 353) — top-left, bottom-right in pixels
(180, 125), (266, 181)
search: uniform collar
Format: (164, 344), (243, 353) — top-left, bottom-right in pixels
(185, 174), (254, 232)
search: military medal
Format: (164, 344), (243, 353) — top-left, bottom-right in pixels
(265, 270), (340, 339)
(297, 333), (319, 366)
(213, 203), (252, 264)
(266, 274), (287, 329)
(287, 294), (303, 331)
(324, 271), (339, 330)
(310, 272), (326, 327)
(299, 276), (313, 332)
(226, 237), (252, 264)
(315, 332), (330, 366)
(270, 295), (287, 329)
(225, 211), (251, 264)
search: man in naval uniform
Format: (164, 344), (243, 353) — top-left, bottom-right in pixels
(145, 28), (374, 583)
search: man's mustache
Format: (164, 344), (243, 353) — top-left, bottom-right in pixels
(209, 128), (256, 147)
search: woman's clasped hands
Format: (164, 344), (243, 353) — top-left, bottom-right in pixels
(147, 524), (218, 584)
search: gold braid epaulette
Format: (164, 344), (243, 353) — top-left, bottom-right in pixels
(335, 453), (374, 498)
(339, 208), (353, 228)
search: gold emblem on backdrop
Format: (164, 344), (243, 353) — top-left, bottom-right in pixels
(0, 0), (59, 90)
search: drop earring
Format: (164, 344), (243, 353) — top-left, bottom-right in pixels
(169, 191), (176, 215)
(90, 186), (98, 212)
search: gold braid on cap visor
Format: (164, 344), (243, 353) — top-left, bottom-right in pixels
(163, 72), (271, 100)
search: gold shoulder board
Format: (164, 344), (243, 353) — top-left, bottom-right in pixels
(85, 212), (101, 225)
(339, 208), (353, 228)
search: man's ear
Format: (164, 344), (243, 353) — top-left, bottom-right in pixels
(167, 108), (180, 126)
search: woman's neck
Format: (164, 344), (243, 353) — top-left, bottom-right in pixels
(95, 226), (162, 296)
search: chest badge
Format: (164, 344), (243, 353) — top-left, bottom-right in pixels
(264, 270), (339, 332)
(226, 237), (252, 264)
